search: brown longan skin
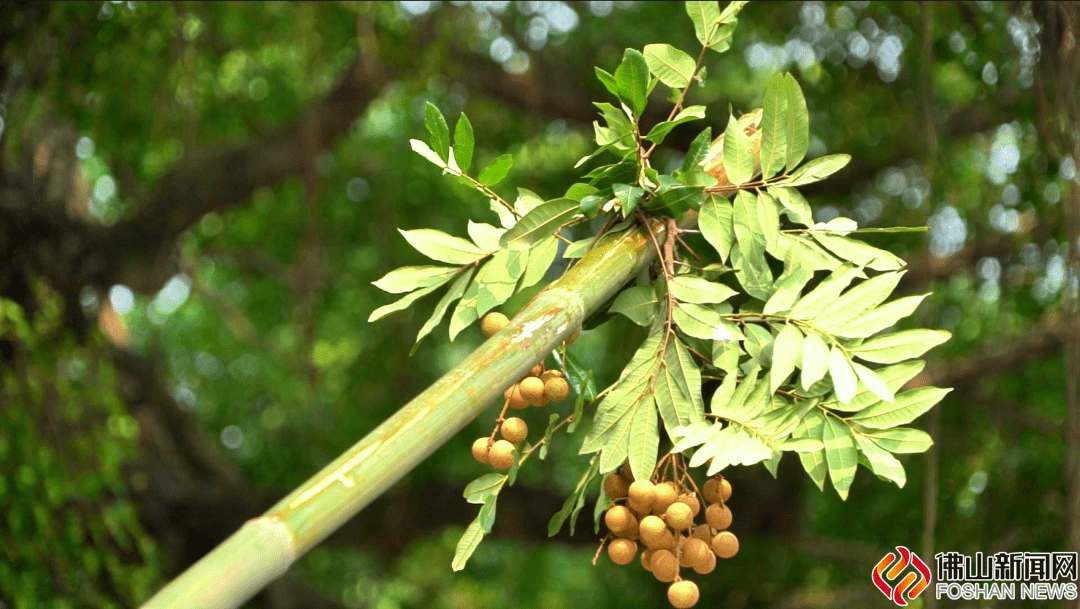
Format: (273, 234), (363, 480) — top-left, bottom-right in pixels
(500, 418), (528, 444)
(712, 531), (739, 559)
(608, 538), (638, 565)
(639, 515), (668, 546)
(678, 494), (701, 518)
(480, 312), (509, 338)
(652, 482), (679, 515)
(691, 524), (713, 543)
(683, 538), (711, 570)
(488, 440), (516, 470)
(705, 503), (732, 531)
(604, 505), (636, 535)
(702, 478), (722, 505)
(539, 369), (564, 383)
(650, 550), (679, 582)
(720, 478), (732, 502)
(508, 384), (531, 410)
(528, 363), (544, 378)
(519, 377), (546, 405)
(692, 551), (716, 575)
(668, 580), (700, 608)
(603, 473), (631, 500)
(471, 438), (490, 464)
(629, 480), (657, 510)
(544, 377), (570, 402)
(666, 502), (693, 531)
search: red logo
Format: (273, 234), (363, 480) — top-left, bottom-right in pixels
(873, 546), (931, 606)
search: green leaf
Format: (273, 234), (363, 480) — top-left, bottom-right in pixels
(643, 43), (696, 88)
(615, 48), (650, 118)
(520, 236), (558, 288)
(811, 233), (905, 271)
(722, 114), (755, 186)
(763, 268), (812, 314)
(539, 413), (559, 460)
(730, 246), (774, 301)
(372, 265), (460, 294)
(424, 101), (450, 162)
(628, 391), (660, 481)
(410, 139), (449, 170)
(793, 410), (827, 490)
(780, 437), (824, 452)
(478, 154), (514, 186)
(800, 331), (830, 390)
(743, 324), (775, 366)
(781, 154), (851, 187)
(816, 271), (905, 330)
(774, 234), (842, 271)
(853, 426), (934, 453)
(454, 113), (474, 173)
(789, 264), (864, 320)
(646, 105), (707, 144)
(783, 73), (809, 170)
(827, 360), (925, 412)
(594, 67), (618, 97)
(768, 186), (813, 226)
(610, 285), (659, 326)
(448, 278), (481, 340)
(673, 303), (744, 341)
(699, 194), (734, 262)
(759, 74), (788, 180)
(829, 346), (858, 404)
(682, 127), (713, 172)
(565, 182), (599, 202)
(464, 474), (507, 504)
(452, 517), (485, 571)
(770, 323), (803, 392)
(474, 249), (527, 316)
(500, 199), (582, 251)
(836, 294), (929, 338)
(563, 351), (597, 403)
(547, 456), (599, 537)
(368, 281), (444, 322)
(733, 190), (765, 267)
(852, 362), (895, 403)
(686, 1), (721, 46)
(613, 183), (645, 217)
(822, 415), (857, 499)
(718, 0), (749, 23)
(669, 275), (737, 304)
(593, 103), (636, 150)
(400, 228), (486, 264)
(851, 329), (952, 364)
(645, 186), (705, 218)
(850, 387), (952, 429)
(654, 338), (705, 436)
(413, 267), (474, 351)
(467, 221), (505, 252)
(853, 434), (906, 488)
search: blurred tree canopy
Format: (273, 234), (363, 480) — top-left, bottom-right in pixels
(1, 1), (1078, 608)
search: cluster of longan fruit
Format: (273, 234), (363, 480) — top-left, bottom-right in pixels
(601, 467), (737, 608)
(471, 313), (573, 471)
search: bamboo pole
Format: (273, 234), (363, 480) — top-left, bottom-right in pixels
(141, 214), (688, 608)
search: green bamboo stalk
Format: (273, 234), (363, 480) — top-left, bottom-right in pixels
(140, 214), (690, 609)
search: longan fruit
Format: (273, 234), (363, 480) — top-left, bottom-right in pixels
(652, 482), (679, 515)
(620, 524), (640, 541)
(666, 502), (693, 531)
(683, 538), (711, 570)
(650, 550), (679, 582)
(705, 504), (732, 531)
(620, 462), (634, 480)
(603, 473), (631, 500)
(668, 580), (700, 608)
(677, 538), (693, 568)
(519, 377), (546, 405)
(544, 377), (570, 402)
(720, 477), (732, 502)
(500, 417), (528, 444)
(711, 531), (739, 559)
(702, 478), (722, 505)
(471, 438), (490, 464)
(531, 393), (549, 408)
(480, 312), (509, 338)
(641, 548), (656, 571)
(644, 527), (674, 551)
(628, 499), (652, 519)
(629, 480), (657, 509)
(564, 329), (581, 345)
(692, 550), (716, 575)
(528, 363), (544, 378)
(604, 505), (637, 535)
(639, 515), (669, 547)
(508, 384), (530, 410)
(608, 538), (638, 565)
(691, 524), (712, 543)
(678, 494), (701, 518)
(539, 369), (563, 382)
(488, 440), (516, 470)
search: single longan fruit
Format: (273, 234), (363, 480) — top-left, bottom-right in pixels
(683, 538), (711, 570)
(539, 369), (563, 382)
(652, 482), (679, 515)
(641, 548), (656, 571)
(604, 505), (637, 535)
(480, 312), (509, 338)
(608, 538), (638, 565)
(531, 393), (549, 408)
(564, 329), (581, 345)
(666, 502), (694, 531)
(639, 515), (668, 547)
(528, 363), (544, 378)
(678, 494), (701, 518)
(488, 440), (516, 470)
(691, 524), (712, 543)
(508, 384), (530, 410)
(643, 527), (674, 551)
(519, 377), (546, 405)
(471, 438), (490, 464)
(706, 504), (732, 531)
(668, 580), (700, 608)
(702, 478), (722, 505)
(650, 550), (679, 582)
(711, 531), (739, 559)
(500, 417), (528, 444)
(603, 473), (631, 500)
(544, 377), (570, 402)
(692, 550), (716, 575)
(629, 480), (657, 509)
(720, 477), (732, 502)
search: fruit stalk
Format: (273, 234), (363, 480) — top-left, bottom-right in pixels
(141, 213), (695, 609)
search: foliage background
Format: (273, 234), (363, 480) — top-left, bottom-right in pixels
(1, 1), (1077, 607)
